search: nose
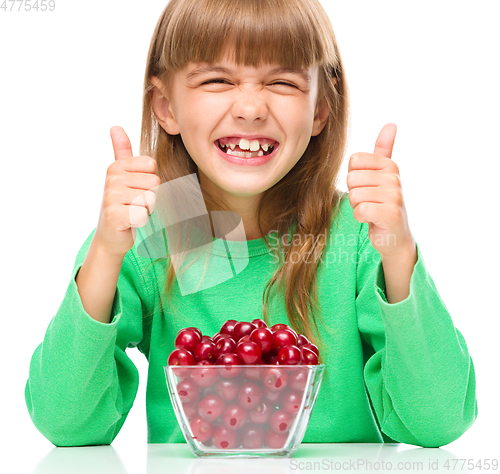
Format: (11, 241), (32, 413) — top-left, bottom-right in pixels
(230, 86), (269, 122)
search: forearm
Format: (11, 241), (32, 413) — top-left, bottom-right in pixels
(381, 241), (418, 304)
(75, 237), (125, 323)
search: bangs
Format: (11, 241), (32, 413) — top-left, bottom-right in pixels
(158, 0), (338, 73)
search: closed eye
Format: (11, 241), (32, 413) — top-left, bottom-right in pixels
(202, 79), (298, 88)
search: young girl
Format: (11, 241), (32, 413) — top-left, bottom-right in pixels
(25, 0), (477, 448)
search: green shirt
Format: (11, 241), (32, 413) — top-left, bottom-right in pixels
(25, 194), (478, 447)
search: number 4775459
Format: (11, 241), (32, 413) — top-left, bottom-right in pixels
(0, 0), (56, 12)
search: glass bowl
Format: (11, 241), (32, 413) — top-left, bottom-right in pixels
(164, 363), (325, 458)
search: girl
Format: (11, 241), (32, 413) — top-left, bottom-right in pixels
(25, 0), (477, 448)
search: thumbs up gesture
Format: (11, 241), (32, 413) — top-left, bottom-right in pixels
(94, 126), (161, 258)
(347, 123), (415, 260)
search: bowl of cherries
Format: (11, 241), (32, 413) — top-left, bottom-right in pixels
(164, 319), (325, 458)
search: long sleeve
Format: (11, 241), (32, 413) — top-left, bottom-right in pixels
(355, 223), (478, 448)
(25, 229), (151, 447)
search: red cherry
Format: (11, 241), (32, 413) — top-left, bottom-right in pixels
(250, 327), (274, 354)
(270, 409), (294, 434)
(190, 416), (213, 442)
(248, 400), (273, 424)
(220, 319), (238, 338)
(262, 352), (279, 365)
(265, 429), (288, 449)
(191, 364), (218, 387)
(270, 324), (298, 339)
(288, 367), (309, 391)
(176, 378), (200, 403)
(215, 378), (240, 401)
(297, 334), (309, 347)
(222, 403), (248, 430)
(215, 353), (242, 378)
(212, 424), (238, 449)
(213, 336), (237, 359)
(198, 393), (225, 422)
(240, 423), (265, 449)
(237, 381), (262, 410)
(175, 328), (202, 353)
(201, 335), (213, 343)
(194, 340), (216, 362)
(168, 349), (196, 377)
(302, 342), (319, 357)
(300, 346), (319, 365)
(277, 345), (302, 365)
(213, 333), (231, 344)
(236, 340), (262, 365)
(271, 329), (298, 353)
(251, 318), (268, 329)
(262, 367), (288, 392)
(233, 321), (258, 342)
(279, 390), (303, 414)
(261, 386), (282, 402)
(182, 401), (197, 420)
(242, 360), (265, 380)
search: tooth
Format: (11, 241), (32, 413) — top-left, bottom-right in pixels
(238, 138), (250, 150)
(249, 140), (260, 152)
(229, 143), (236, 150)
(262, 143), (269, 152)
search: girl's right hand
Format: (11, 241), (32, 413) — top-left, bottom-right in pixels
(94, 126), (161, 258)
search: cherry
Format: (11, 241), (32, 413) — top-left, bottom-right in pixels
(220, 319), (238, 338)
(262, 352), (279, 365)
(182, 401), (197, 420)
(212, 424), (238, 449)
(213, 333), (231, 344)
(288, 367), (309, 391)
(222, 403), (248, 430)
(297, 334), (309, 347)
(176, 379), (200, 403)
(302, 342), (319, 357)
(300, 346), (319, 365)
(261, 386), (282, 402)
(198, 393), (225, 422)
(248, 400), (273, 424)
(233, 321), (258, 342)
(262, 367), (288, 392)
(201, 335), (213, 343)
(236, 340), (262, 365)
(270, 324), (298, 340)
(265, 428), (288, 449)
(191, 364), (218, 387)
(271, 329), (298, 353)
(215, 352), (242, 378)
(213, 337), (237, 359)
(237, 381), (262, 410)
(277, 345), (302, 365)
(175, 328), (202, 353)
(251, 318), (268, 328)
(242, 360), (265, 380)
(168, 349), (195, 377)
(270, 409), (294, 434)
(240, 423), (265, 449)
(250, 327), (274, 354)
(194, 340), (216, 362)
(279, 390), (303, 415)
(215, 378), (240, 401)
(190, 416), (213, 442)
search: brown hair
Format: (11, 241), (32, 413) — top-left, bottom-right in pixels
(139, 0), (350, 356)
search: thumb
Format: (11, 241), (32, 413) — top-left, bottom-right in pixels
(373, 123), (397, 159)
(110, 126), (133, 160)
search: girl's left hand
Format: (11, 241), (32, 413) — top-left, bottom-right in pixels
(346, 123), (416, 260)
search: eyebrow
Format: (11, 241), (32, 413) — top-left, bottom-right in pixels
(186, 66), (311, 83)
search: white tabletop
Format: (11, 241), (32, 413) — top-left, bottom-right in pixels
(19, 441), (497, 474)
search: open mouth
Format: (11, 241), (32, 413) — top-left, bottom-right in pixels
(215, 139), (278, 158)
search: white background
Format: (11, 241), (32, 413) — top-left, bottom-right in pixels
(0, 0), (498, 471)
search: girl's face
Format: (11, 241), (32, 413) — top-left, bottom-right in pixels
(151, 54), (330, 204)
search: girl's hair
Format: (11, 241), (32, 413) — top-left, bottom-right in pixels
(139, 0), (350, 356)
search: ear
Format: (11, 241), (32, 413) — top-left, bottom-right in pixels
(311, 77), (337, 137)
(150, 76), (180, 135)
